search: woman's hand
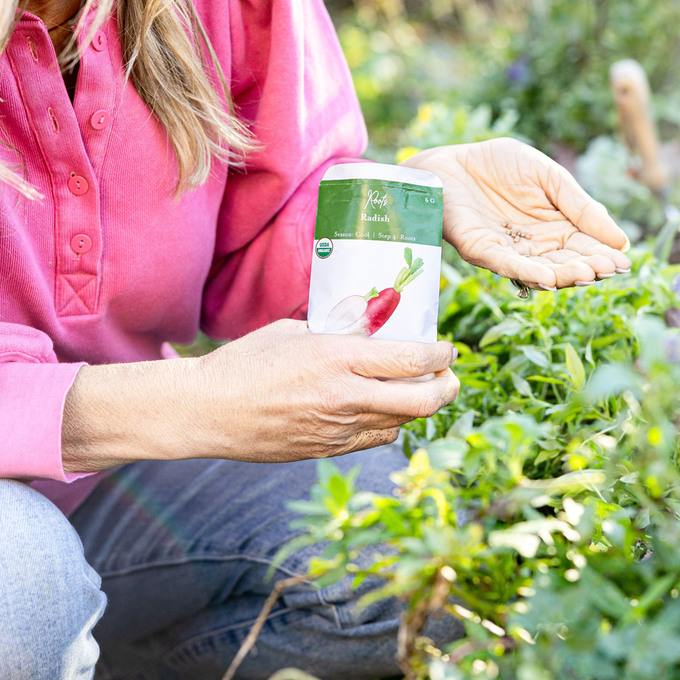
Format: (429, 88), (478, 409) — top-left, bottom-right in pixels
(62, 320), (459, 472)
(402, 138), (632, 290)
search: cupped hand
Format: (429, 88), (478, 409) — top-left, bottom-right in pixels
(402, 138), (632, 290)
(196, 320), (459, 462)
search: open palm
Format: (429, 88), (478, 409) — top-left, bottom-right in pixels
(403, 138), (631, 290)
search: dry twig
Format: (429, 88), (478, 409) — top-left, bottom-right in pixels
(397, 568), (452, 680)
(222, 574), (309, 680)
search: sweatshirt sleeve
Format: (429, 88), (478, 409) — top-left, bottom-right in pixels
(0, 323), (87, 481)
(201, 0), (368, 340)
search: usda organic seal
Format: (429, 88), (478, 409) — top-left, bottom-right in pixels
(315, 237), (333, 258)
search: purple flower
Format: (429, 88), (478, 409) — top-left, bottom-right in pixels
(506, 57), (530, 83)
(663, 333), (680, 362)
(671, 275), (680, 295)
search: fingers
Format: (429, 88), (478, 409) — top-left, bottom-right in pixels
(479, 245), (557, 289)
(563, 232), (632, 271)
(543, 162), (630, 252)
(534, 250), (616, 285)
(347, 338), (456, 379)
(354, 368), (461, 418)
(335, 368), (460, 455)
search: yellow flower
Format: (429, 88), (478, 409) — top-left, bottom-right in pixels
(395, 146), (421, 163)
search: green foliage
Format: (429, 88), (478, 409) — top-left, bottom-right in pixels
(277, 252), (680, 679)
(171, 331), (226, 357)
(333, 0), (680, 230)
(336, 16), (461, 157)
(396, 102), (521, 163)
(467, 0), (680, 154)
(282, 3), (680, 676)
(406, 250), (674, 457)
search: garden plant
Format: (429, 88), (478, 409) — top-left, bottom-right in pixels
(255, 1), (680, 661)
(218, 2), (680, 678)
(273, 249), (680, 680)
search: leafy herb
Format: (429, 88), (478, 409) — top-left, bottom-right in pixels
(280, 249), (680, 679)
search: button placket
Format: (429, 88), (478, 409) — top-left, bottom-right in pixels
(5, 17), (104, 317)
(78, 19), (118, 174)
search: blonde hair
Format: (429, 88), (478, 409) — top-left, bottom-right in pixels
(0, 0), (254, 198)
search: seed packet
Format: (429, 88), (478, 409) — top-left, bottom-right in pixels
(308, 162), (444, 343)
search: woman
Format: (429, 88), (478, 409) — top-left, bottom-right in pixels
(0, 0), (631, 678)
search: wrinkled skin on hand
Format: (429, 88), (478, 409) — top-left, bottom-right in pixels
(403, 138), (632, 290)
(195, 320), (460, 461)
(61, 320), (460, 472)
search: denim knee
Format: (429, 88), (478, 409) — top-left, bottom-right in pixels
(0, 479), (107, 680)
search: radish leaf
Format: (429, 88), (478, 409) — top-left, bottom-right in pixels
(404, 247), (413, 267)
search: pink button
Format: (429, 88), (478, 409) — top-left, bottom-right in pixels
(90, 110), (110, 130)
(68, 175), (89, 196)
(70, 234), (92, 255)
(92, 31), (107, 51)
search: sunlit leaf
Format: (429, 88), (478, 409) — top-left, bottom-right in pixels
(565, 342), (586, 389)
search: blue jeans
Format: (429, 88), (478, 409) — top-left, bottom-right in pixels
(1, 445), (463, 679)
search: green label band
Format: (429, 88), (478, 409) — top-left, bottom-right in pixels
(315, 178), (444, 247)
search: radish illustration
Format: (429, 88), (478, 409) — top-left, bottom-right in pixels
(324, 287), (379, 332)
(348, 247), (424, 336)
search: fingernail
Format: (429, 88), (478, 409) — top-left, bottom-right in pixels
(539, 284), (557, 291)
(574, 280), (595, 286)
(615, 268), (631, 274)
(596, 273), (616, 279)
(451, 347), (458, 363)
(622, 235), (631, 253)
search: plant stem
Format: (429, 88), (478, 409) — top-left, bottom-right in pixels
(221, 574), (309, 680)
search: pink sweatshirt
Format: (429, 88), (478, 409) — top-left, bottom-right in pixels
(0, 0), (366, 514)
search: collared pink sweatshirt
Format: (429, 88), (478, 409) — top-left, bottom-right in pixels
(0, 0), (366, 514)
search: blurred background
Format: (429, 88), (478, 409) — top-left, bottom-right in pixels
(324, 0), (680, 247)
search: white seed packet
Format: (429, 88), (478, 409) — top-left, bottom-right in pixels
(308, 162), (444, 343)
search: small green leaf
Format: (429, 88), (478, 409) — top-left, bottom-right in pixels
(511, 372), (533, 397)
(317, 459), (339, 486)
(619, 471), (639, 484)
(527, 376), (566, 385)
(519, 346), (550, 369)
(480, 319), (524, 347)
(585, 338), (594, 366)
(583, 569), (630, 618)
(637, 573), (677, 612)
(426, 417), (437, 440)
(565, 342), (586, 389)
(328, 475), (350, 506)
(447, 409), (475, 439)
(426, 437), (469, 470)
(404, 246), (412, 267)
